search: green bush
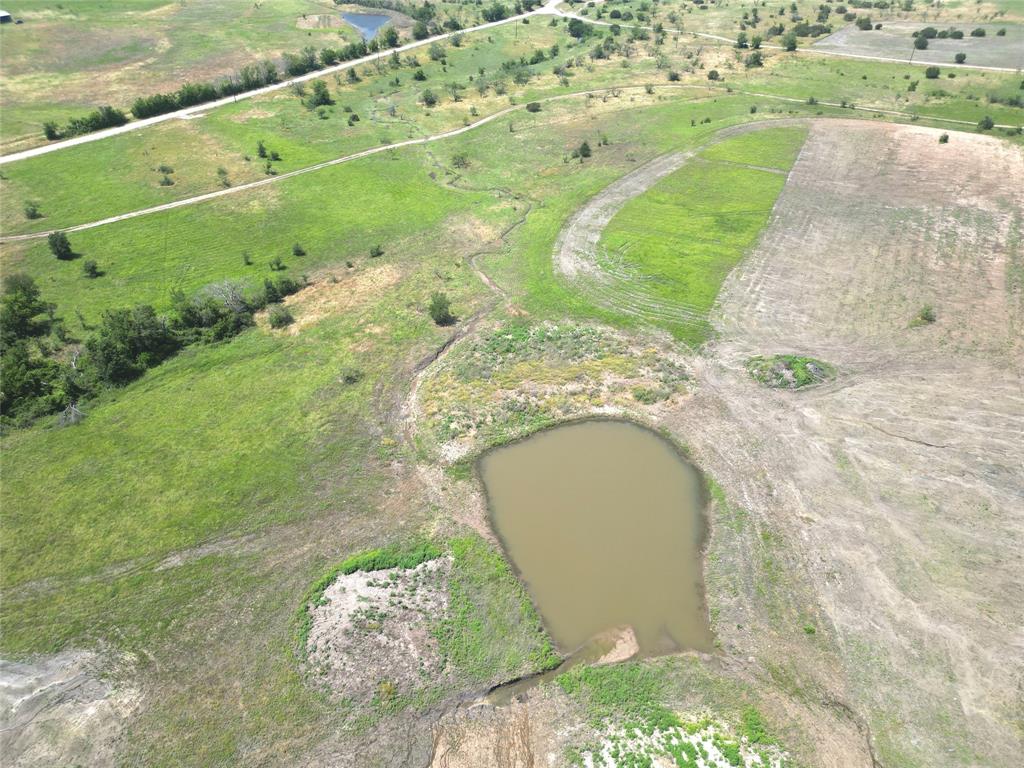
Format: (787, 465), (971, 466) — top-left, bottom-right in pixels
(268, 306), (294, 329)
(429, 292), (455, 325)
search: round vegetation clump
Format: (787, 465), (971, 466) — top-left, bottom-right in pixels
(746, 354), (835, 389)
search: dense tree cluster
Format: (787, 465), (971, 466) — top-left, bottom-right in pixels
(43, 105), (127, 141)
(0, 264), (303, 428)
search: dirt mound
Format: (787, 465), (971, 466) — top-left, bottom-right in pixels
(746, 354), (835, 389)
(306, 556), (452, 703)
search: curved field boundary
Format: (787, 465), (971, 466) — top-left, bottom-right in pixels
(3, 81), (1014, 244)
(553, 119), (812, 337)
(0, 0), (564, 166)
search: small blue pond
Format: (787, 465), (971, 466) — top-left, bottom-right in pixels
(341, 12), (391, 41)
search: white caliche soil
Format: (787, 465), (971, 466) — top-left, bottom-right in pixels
(0, 651), (139, 767)
(306, 556), (453, 703)
(672, 120), (1023, 767)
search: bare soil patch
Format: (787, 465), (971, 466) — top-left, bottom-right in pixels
(670, 119), (1024, 767)
(306, 556), (452, 703)
(0, 651), (139, 768)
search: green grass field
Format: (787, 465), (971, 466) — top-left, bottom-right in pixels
(594, 126), (805, 344)
(0, 0), (362, 152)
(2, 4), (1022, 763)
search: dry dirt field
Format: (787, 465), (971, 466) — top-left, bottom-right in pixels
(411, 119), (1023, 767)
(671, 119), (1024, 766)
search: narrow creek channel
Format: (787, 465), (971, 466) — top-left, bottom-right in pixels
(479, 419), (713, 701)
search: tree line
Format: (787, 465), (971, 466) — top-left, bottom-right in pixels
(0, 264), (302, 429)
(43, 32), (407, 138)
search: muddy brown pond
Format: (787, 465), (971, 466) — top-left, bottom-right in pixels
(480, 420), (713, 659)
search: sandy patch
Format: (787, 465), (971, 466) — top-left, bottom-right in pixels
(0, 651), (139, 768)
(306, 556), (452, 702)
(297, 14), (342, 30)
(260, 263), (402, 334)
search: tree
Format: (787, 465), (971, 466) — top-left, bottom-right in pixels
(707, 70), (720, 81)
(82, 260), (101, 278)
(48, 231), (73, 260)
(735, 32), (749, 49)
(751, 35), (763, 49)
(85, 305), (180, 385)
(413, 20), (430, 40)
(970, 27), (986, 37)
(421, 89), (438, 107)
(567, 18), (590, 39)
(526, 102), (541, 113)
(925, 66), (940, 79)
(414, 68), (427, 81)
(428, 292), (455, 325)
(481, 3), (510, 22)
(782, 32), (798, 51)
(745, 51), (765, 68)
(914, 36), (928, 50)
(428, 42), (445, 62)
(579, 140), (592, 158)
(954, 53), (966, 64)
(305, 80), (333, 109)
(978, 115), (994, 131)
(379, 26), (399, 48)
(257, 139), (267, 158)
(43, 121), (61, 141)
(0, 273), (48, 348)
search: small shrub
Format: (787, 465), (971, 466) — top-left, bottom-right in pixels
(158, 164), (174, 174)
(667, 70), (680, 81)
(970, 27), (986, 37)
(925, 66), (940, 79)
(911, 305), (936, 326)
(429, 292), (455, 325)
(23, 201), (41, 220)
(82, 260), (100, 278)
(269, 256), (284, 271)
(978, 115), (994, 130)
(421, 89), (438, 107)
(269, 150), (281, 162)
(268, 305), (294, 329)
(525, 101), (541, 113)
(370, 244), (384, 258)
(707, 69), (720, 81)
(939, 133), (949, 144)
(954, 52), (966, 64)
(578, 140), (592, 158)
(292, 243), (305, 257)
(159, 174), (174, 186)
(744, 51), (764, 68)
(914, 36), (928, 50)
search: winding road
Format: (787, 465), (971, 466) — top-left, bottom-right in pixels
(1, 2), (1018, 166)
(552, 118), (813, 334)
(1, 82), (1014, 245)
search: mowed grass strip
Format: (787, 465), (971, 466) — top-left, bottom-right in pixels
(699, 125), (807, 170)
(597, 127), (807, 344)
